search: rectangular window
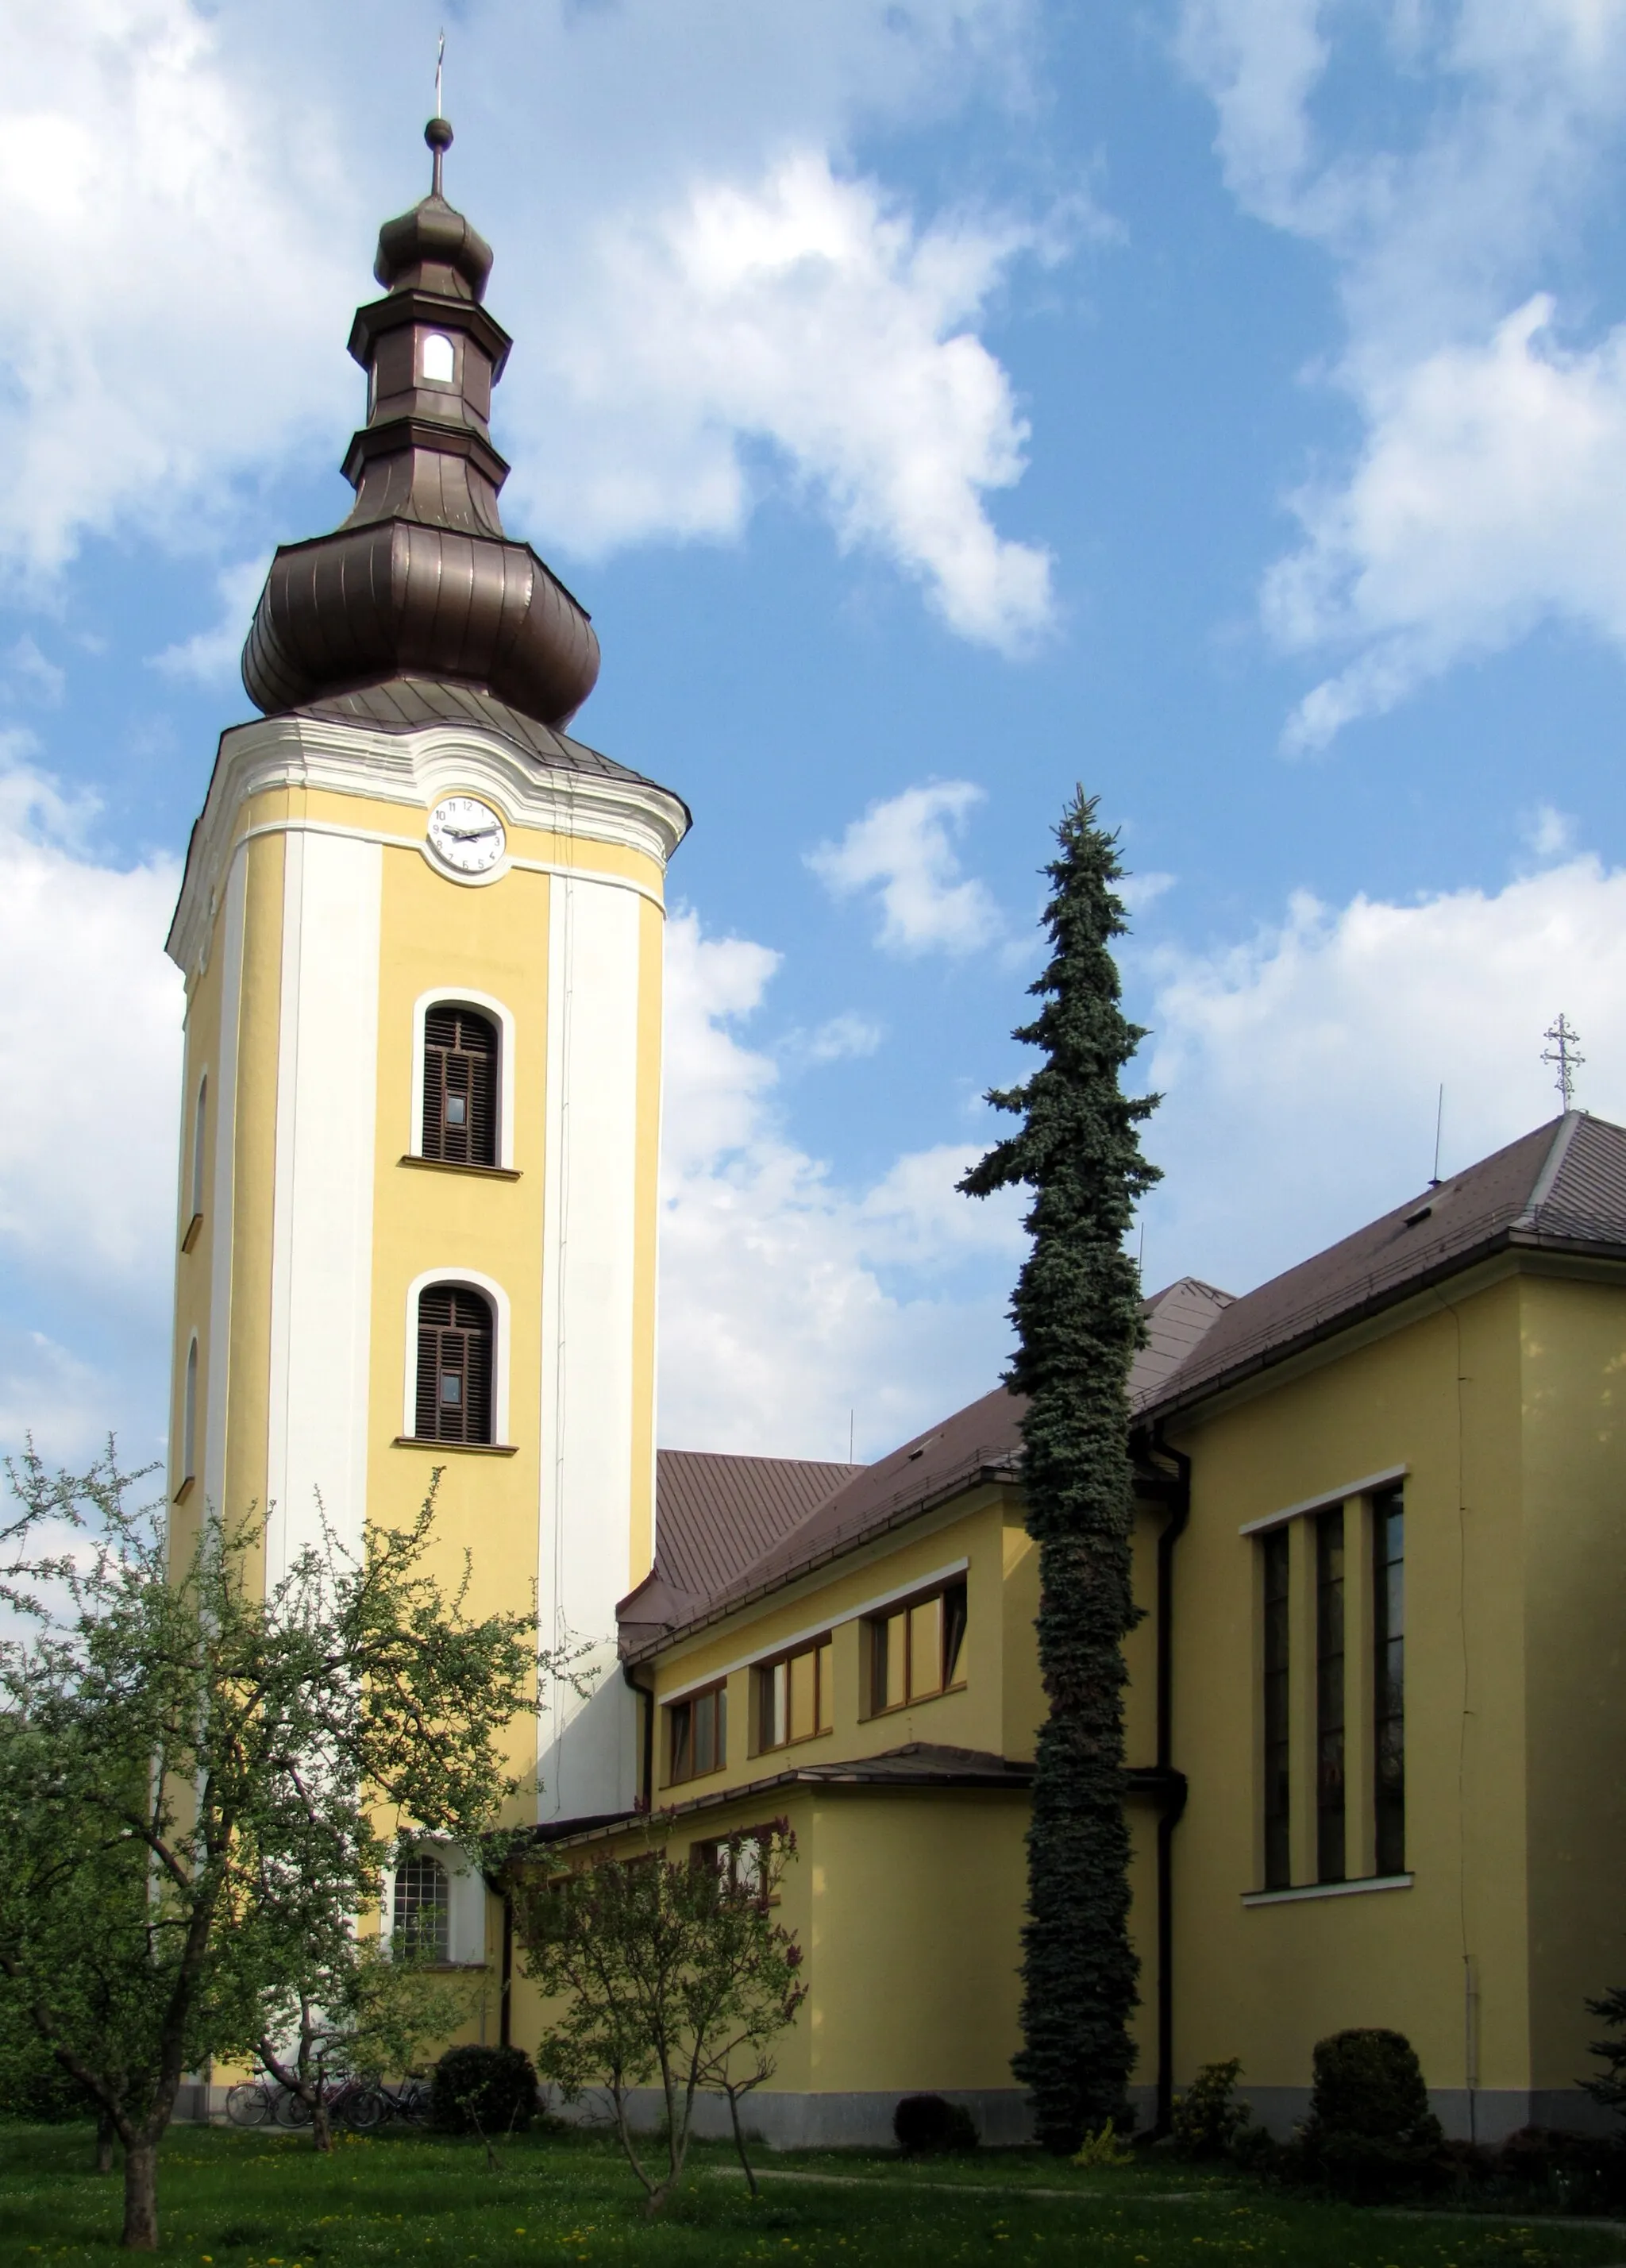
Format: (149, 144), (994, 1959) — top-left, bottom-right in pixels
(1316, 1507), (1346, 1884)
(691, 1823), (780, 1904)
(667, 1682), (726, 1786)
(756, 1637), (834, 1753)
(1373, 1486), (1405, 1876)
(1262, 1528), (1291, 1890)
(866, 1578), (969, 1715)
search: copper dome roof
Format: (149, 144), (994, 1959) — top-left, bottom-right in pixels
(241, 118), (600, 731)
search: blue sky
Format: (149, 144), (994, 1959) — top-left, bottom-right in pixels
(7, 0), (1626, 1470)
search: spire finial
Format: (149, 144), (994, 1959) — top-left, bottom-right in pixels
(1542, 1012), (1585, 1110)
(426, 30), (451, 198)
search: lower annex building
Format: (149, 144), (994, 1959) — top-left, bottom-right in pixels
(486, 1107), (1626, 2147)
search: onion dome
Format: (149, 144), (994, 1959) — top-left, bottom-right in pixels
(241, 118), (600, 731)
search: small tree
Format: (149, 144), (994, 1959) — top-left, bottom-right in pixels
(513, 1826), (806, 2210)
(256, 1934), (475, 2152)
(1587, 1983), (1626, 2119)
(0, 1446), (551, 2251)
(960, 789), (1161, 2152)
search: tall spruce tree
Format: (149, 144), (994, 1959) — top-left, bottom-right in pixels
(960, 789), (1161, 2154)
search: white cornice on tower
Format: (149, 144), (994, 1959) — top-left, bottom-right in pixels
(166, 710), (688, 979)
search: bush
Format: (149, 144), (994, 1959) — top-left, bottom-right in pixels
(1170, 2059), (1249, 2160)
(430, 2045), (538, 2135)
(1498, 2125), (1626, 2211)
(893, 2093), (979, 2155)
(1297, 2029), (1443, 2200)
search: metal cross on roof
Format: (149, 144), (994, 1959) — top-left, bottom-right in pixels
(1542, 1013), (1585, 1109)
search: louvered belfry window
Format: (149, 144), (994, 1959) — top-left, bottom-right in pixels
(415, 1285), (495, 1444)
(422, 1005), (498, 1167)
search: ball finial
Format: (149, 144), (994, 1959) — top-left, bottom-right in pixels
(426, 114), (453, 197)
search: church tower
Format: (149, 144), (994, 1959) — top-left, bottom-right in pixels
(164, 117), (687, 1828)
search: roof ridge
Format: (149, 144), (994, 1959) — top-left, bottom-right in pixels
(1516, 1110), (1586, 1226)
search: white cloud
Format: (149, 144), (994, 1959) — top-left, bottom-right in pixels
(1140, 848), (1626, 1296)
(1521, 801), (1576, 861)
(1266, 298), (1626, 749)
(803, 1012), (884, 1064)
(0, 0), (1059, 650)
(152, 555), (272, 686)
(0, 0), (353, 584)
(0, 743), (182, 1463)
(533, 154), (1057, 651)
(807, 781), (1003, 956)
(1177, 0), (1626, 742)
(658, 912), (1023, 1459)
(6, 634), (64, 707)
(0, 745), (183, 1292)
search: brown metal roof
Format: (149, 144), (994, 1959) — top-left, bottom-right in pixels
(532, 1744), (1038, 1853)
(656, 1450), (863, 1602)
(1139, 1111), (1626, 1424)
(622, 1277), (1231, 1660)
(293, 675), (678, 796)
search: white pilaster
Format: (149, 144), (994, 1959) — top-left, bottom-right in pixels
(264, 831), (383, 1582)
(537, 872), (642, 1822)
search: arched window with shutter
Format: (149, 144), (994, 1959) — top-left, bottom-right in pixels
(392, 1852), (450, 1962)
(414, 1283), (495, 1444)
(422, 1005), (498, 1167)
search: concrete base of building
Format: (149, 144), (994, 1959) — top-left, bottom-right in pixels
(545, 2084), (1165, 2151)
(1243, 2085), (1615, 2146)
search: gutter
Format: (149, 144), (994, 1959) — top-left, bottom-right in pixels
(1145, 1423), (1193, 2141)
(1137, 1224), (1626, 1432)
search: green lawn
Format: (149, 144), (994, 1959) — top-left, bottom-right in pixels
(4, 2122), (1626, 2267)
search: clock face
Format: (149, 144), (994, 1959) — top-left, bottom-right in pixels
(427, 796), (506, 877)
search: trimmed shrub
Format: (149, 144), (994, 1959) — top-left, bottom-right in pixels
(1498, 2125), (1626, 2210)
(1170, 2059), (1249, 2161)
(893, 2093), (979, 2155)
(1297, 2029), (1443, 2200)
(430, 2044), (538, 2135)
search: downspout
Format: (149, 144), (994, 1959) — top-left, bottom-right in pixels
(1149, 1424), (1191, 2140)
(622, 1660), (655, 1815)
(499, 1892), (513, 2048)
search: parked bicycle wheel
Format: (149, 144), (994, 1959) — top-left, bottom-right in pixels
(225, 2081), (271, 2128)
(273, 2086), (313, 2128)
(343, 2087), (385, 2131)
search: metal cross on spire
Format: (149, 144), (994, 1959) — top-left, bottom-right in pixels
(435, 30), (445, 121)
(1542, 1013), (1585, 1110)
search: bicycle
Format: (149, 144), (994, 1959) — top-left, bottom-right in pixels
(224, 2079), (274, 2128)
(374, 2075), (433, 2127)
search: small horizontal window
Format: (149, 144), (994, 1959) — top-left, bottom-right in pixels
(692, 1823), (781, 1905)
(667, 1682), (726, 1785)
(866, 1578), (967, 1714)
(754, 1637), (833, 1753)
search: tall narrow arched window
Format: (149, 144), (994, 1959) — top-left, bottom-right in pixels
(414, 1285), (494, 1444)
(422, 1006), (497, 1167)
(191, 1075), (208, 1220)
(393, 1853), (450, 1961)
(182, 1337), (198, 1490)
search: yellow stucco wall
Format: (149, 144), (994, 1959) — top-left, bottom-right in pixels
(1520, 1269), (1626, 2092)
(1163, 1272), (1532, 2101)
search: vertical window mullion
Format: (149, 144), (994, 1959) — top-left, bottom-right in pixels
(1262, 1529), (1291, 1889)
(1316, 1508), (1346, 1884)
(1374, 1488), (1406, 1875)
